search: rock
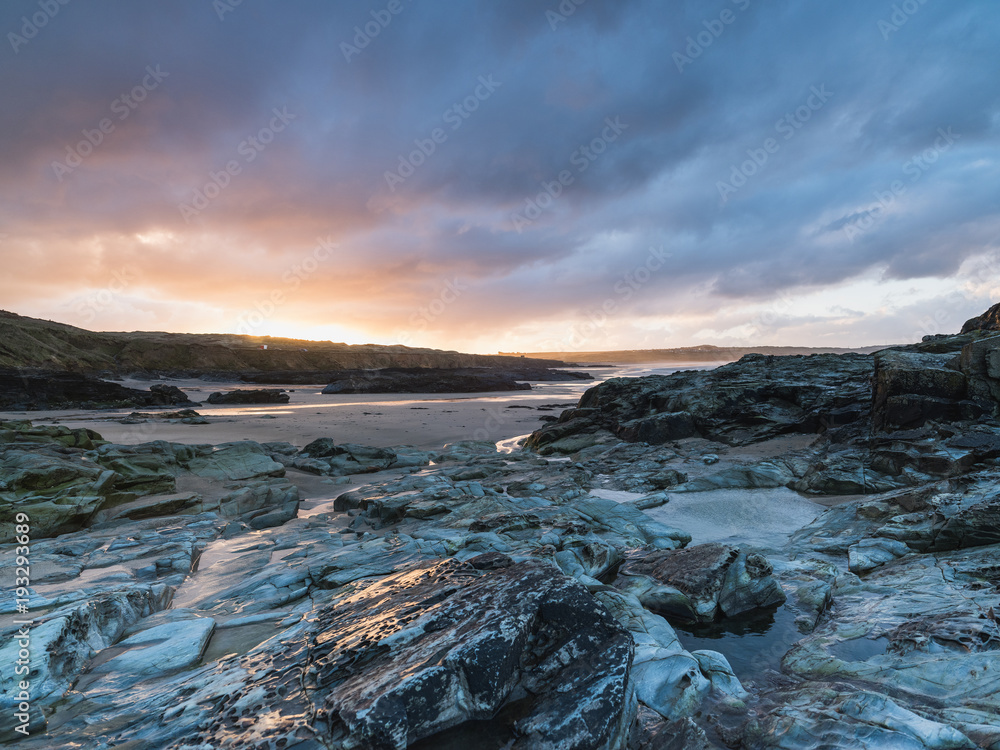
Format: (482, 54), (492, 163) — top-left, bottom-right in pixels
(626, 493), (670, 510)
(322, 367), (538, 393)
(847, 538), (911, 574)
(872, 349), (977, 431)
(83, 558), (636, 749)
(0, 450), (121, 540)
(616, 412), (698, 443)
(648, 469), (688, 489)
(299, 440), (398, 475)
(0, 585), (171, 714)
(679, 460), (796, 492)
(206, 389), (289, 404)
(959, 335), (1000, 415)
(0, 368), (194, 410)
(527, 352), (874, 450)
(126, 408), (208, 424)
(690, 650), (749, 702)
(81, 615), (216, 694)
(629, 711), (717, 750)
(247, 500), (299, 529)
(780, 543), (1000, 742)
(185, 442), (285, 481)
(327, 444), (398, 474)
(614, 544), (786, 623)
(148, 383), (196, 405)
(960, 302), (1000, 334)
(745, 687), (976, 749)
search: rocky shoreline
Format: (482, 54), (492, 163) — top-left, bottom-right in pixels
(1, 305), (999, 748)
(0, 366), (592, 411)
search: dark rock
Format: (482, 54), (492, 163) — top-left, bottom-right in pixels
(322, 367), (545, 394)
(301, 436), (337, 457)
(616, 412), (698, 443)
(961, 301), (1000, 334)
(148, 383), (196, 405)
(929, 494), (1000, 552)
(614, 543), (786, 622)
(528, 353), (874, 449)
(206, 388), (289, 404)
(959, 335), (1000, 414)
(111, 558), (635, 749)
(629, 709), (716, 750)
(648, 469), (688, 489)
(0, 368), (195, 410)
(300, 441), (397, 474)
(871, 350), (975, 431)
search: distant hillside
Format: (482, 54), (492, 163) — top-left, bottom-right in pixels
(514, 344), (891, 365)
(0, 311), (567, 374)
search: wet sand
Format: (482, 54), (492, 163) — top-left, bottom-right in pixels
(2, 363), (718, 449)
(0, 379), (588, 450)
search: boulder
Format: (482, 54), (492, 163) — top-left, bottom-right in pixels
(959, 335), (1000, 414)
(206, 389), (289, 404)
(185, 442), (285, 481)
(960, 302), (1000, 334)
(299, 440), (398, 475)
(321, 367), (536, 394)
(872, 350), (976, 431)
(614, 544), (786, 623)
(0, 451), (119, 540)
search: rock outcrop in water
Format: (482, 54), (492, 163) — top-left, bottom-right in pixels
(3, 305), (1000, 748)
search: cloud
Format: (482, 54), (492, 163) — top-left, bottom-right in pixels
(0, 0), (998, 352)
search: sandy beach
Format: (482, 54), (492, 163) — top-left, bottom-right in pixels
(0, 363), (716, 451)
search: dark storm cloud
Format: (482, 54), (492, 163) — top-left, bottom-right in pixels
(0, 0), (997, 348)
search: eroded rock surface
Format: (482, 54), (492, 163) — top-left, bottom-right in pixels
(5, 305), (1000, 749)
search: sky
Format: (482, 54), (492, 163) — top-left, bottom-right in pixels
(1, 0), (998, 354)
